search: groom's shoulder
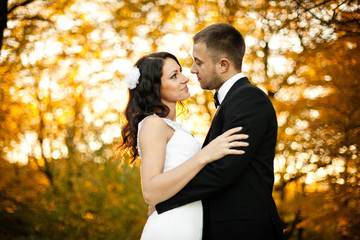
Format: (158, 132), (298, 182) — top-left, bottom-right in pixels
(234, 79), (268, 97)
(228, 81), (274, 109)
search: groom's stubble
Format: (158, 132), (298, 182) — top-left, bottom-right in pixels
(199, 64), (223, 91)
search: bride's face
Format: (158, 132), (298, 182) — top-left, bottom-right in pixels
(160, 58), (190, 105)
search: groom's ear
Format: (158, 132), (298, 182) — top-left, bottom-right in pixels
(219, 58), (230, 73)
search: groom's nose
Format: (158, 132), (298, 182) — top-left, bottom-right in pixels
(190, 63), (197, 74)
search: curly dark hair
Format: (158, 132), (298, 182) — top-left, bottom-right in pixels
(119, 52), (183, 165)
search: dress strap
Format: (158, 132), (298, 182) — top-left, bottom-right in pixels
(137, 115), (182, 158)
(138, 114), (180, 132)
(160, 118), (182, 131)
(162, 117), (194, 136)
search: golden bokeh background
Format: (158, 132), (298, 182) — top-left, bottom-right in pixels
(0, 0), (359, 239)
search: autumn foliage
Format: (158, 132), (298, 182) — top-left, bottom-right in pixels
(0, 0), (359, 239)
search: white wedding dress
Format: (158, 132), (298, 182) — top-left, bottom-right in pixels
(138, 116), (203, 240)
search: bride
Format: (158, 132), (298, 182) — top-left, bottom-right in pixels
(119, 52), (249, 239)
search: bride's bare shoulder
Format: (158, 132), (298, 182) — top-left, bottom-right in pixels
(140, 115), (167, 132)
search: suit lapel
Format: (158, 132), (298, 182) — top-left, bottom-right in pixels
(221, 77), (250, 105)
(202, 77), (250, 148)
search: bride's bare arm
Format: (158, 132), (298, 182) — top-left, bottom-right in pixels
(139, 115), (248, 206)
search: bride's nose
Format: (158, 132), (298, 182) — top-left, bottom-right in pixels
(181, 75), (189, 84)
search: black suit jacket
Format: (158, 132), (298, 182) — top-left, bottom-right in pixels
(156, 77), (284, 240)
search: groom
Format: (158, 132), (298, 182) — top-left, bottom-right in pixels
(156, 23), (284, 240)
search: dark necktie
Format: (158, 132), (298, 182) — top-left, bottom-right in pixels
(214, 92), (220, 108)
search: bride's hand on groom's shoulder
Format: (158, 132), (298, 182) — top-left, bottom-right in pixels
(202, 127), (249, 163)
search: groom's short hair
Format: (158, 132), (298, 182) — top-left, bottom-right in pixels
(193, 23), (245, 71)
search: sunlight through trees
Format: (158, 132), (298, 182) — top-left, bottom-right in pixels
(1, 0), (359, 239)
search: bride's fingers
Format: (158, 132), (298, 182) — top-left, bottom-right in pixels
(228, 141), (249, 148)
(221, 127), (243, 138)
(229, 149), (245, 155)
(227, 134), (249, 141)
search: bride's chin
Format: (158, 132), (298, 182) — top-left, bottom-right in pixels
(177, 92), (191, 102)
(184, 93), (191, 100)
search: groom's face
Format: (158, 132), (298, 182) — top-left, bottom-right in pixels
(191, 42), (222, 91)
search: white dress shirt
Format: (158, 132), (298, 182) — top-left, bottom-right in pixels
(217, 72), (246, 106)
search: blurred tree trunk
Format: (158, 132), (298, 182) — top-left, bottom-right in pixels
(0, 0), (7, 55)
(0, 0), (37, 55)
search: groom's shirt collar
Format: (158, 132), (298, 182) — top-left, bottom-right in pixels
(217, 72), (245, 105)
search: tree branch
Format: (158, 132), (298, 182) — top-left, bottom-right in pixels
(0, 0), (8, 55)
(8, 0), (36, 14)
(294, 0), (360, 35)
(8, 16), (52, 23)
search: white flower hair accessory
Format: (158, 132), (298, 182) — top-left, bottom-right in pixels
(126, 66), (140, 90)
